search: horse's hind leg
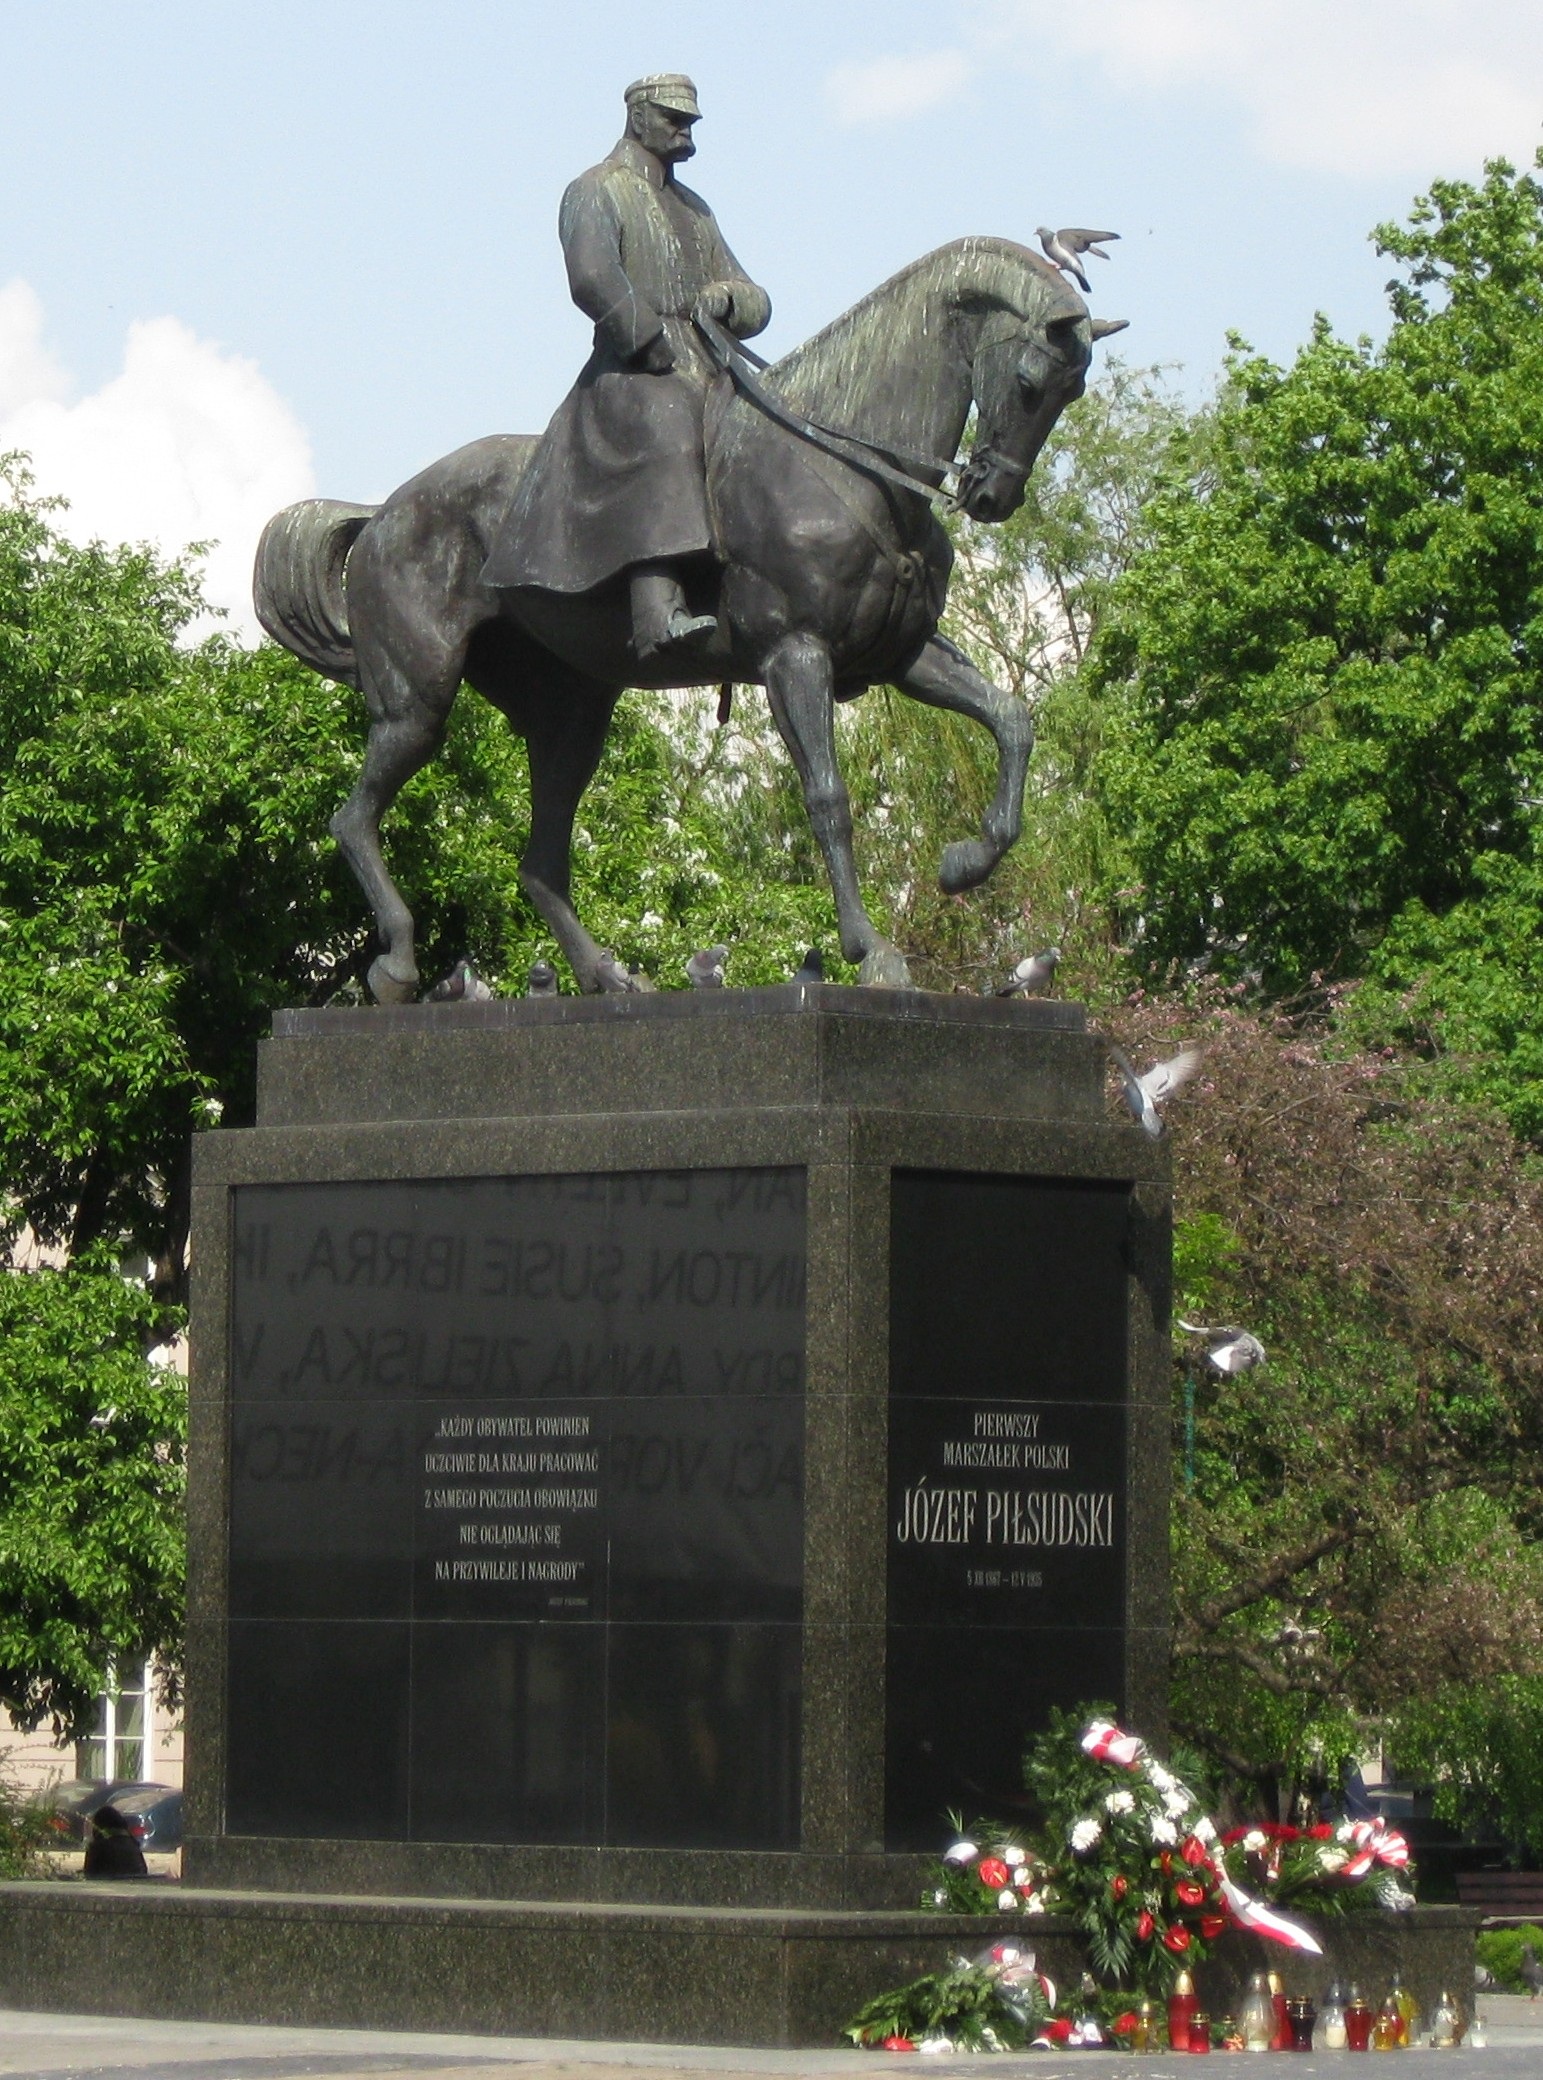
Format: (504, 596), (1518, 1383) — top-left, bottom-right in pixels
(490, 667), (621, 994)
(897, 634), (1034, 892)
(762, 631), (912, 988)
(332, 621), (461, 1002)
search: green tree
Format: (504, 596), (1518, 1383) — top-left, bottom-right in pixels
(0, 1257), (185, 1734)
(1089, 159), (1543, 1134)
(1105, 988), (1543, 1820)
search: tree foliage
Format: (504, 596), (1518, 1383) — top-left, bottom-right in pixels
(0, 1257), (185, 1735)
(1101, 985), (1543, 1819)
(1089, 159), (1543, 1136)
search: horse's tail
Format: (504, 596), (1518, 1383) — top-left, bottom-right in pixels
(253, 498), (377, 687)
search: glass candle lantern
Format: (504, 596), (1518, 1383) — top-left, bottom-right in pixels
(1239, 1974), (1276, 2053)
(1345, 1991), (1374, 2052)
(1286, 1996), (1317, 2051)
(1319, 1982), (1348, 2051)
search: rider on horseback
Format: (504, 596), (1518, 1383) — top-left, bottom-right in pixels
(481, 74), (771, 661)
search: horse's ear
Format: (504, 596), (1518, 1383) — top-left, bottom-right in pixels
(1091, 317), (1130, 340)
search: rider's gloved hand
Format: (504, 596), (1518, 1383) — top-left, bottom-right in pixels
(636, 333), (676, 374)
(694, 283), (734, 325)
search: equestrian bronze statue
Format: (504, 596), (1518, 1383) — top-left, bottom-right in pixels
(255, 73), (1126, 1000)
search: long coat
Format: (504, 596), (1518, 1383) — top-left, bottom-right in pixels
(482, 137), (771, 593)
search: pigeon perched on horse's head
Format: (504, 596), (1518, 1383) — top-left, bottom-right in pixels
(1037, 226), (1120, 292)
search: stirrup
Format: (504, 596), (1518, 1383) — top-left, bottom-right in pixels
(638, 608), (718, 659)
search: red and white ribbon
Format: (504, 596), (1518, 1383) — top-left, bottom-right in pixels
(1081, 1719), (1145, 1769)
(1218, 1874), (1323, 1955)
(1341, 1819), (1410, 1880)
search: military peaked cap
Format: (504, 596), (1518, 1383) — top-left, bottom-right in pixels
(624, 73), (701, 118)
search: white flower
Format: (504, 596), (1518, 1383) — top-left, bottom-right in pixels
(1148, 1764), (1177, 1793)
(1003, 1844), (1027, 1866)
(1104, 1790), (1136, 1815)
(1193, 1816), (1217, 1844)
(943, 1839), (979, 1864)
(919, 2037), (954, 2054)
(1242, 1829), (1268, 1852)
(1318, 1846), (1349, 1871)
(998, 1888), (1018, 1911)
(1149, 1815), (1178, 1845)
(1069, 1818), (1102, 1852)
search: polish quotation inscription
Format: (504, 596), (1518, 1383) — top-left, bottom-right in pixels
(225, 1167), (808, 1850)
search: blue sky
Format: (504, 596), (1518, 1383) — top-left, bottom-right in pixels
(3, 0), (1541, 627)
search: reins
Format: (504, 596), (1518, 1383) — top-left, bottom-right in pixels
(694, 309), (960, 506)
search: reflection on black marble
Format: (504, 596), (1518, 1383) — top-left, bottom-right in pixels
(229, 1402), (415, 1619)
(227, 1170), (807, 1849)
(884, 1625), (1126, 1850)
(410, 1624), (604, 1843)
(886, 1173), (1133, 1853)
(890, 1173), (1129, 1402)
(606, 1624), (802, 1850)
(227, 1621), (410, 1839)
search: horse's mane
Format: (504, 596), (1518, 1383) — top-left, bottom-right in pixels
(765, 236), (1084, 401)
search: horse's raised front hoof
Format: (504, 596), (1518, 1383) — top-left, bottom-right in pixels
(367, 954), (419, 1005)
(939, 837), (997, 894)
(857, 945), (916, 990)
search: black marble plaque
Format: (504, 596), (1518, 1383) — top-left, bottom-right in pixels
(886, 1171), (1130, 1849)
(228, 1170), (805, 1849)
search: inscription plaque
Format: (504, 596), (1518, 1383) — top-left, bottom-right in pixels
(228, 1169), (805, 1848)
(886, 1171), (1130, 1848)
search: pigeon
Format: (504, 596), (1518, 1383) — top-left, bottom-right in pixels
(1522, 1944), (1543, 2000)
(1178, 1319), (1267, 1375)
(792, 947), (825, 984)
(426, 957), (493, 1003)
(88, 1406), (118, 1431)
(1107, 1043), (1203, 1136)
(995, 946), (1061, 997)
(1037, 226), (1120, 293)
(594, 951), (655, 994)
(524, 959), (559, 998)
(686, 945), (728, 989)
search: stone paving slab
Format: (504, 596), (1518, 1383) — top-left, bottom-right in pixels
(1, 2010), (1542, 2080)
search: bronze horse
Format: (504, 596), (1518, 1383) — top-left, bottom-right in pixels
(255, 238), (1122, 999)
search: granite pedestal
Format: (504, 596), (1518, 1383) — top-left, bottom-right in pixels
(169, 984), (1171, 2038)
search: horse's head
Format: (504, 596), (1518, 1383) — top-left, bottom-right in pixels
(956, 307), (1127, 523)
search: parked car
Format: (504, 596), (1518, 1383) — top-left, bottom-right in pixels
(40, 1780), (182, 1853)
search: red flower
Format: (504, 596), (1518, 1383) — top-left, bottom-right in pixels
(1308, 1823), (1333, 1839)
(1200, 1913), (1228, 1940)
(1112, 2014), (1139, 2036)
(1180, 1836), (1208, 1868)
(1111, 1874), (1129, 1900)
(1162, 1924), (1192, 1954)
(881, 2036), (916, 2052)
(1159, 1850), (1173, 1874)
(1136, 1911), (1156, 1941)
(1044, 2020), (1074, 2045)
(976, 1857), (1010, 1890)
(1175, 1879), (1206, 1908)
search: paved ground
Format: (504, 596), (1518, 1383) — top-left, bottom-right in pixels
(0, 2004), (1541, 2080)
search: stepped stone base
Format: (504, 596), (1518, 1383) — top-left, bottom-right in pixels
(0, 1887), (1477, 2046)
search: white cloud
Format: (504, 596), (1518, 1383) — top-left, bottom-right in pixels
(826, 48), (975, 126)
(988, 0), (1543, 178)
(0, 281), (314, 639)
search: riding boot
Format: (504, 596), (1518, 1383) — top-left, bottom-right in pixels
(631, 563), (717, 659)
